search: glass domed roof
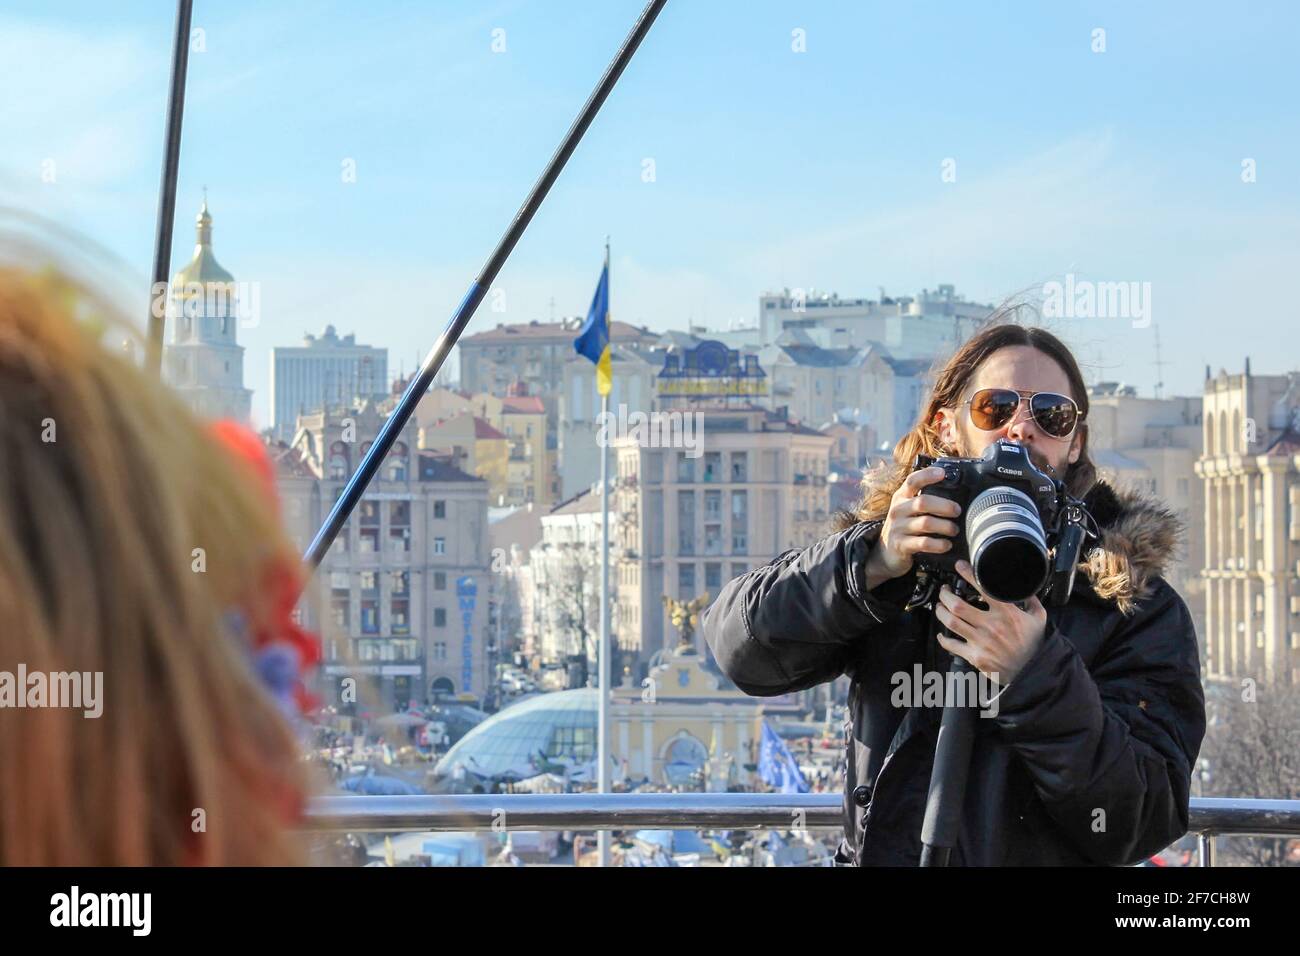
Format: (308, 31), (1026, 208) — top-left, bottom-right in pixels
(434, 688), (597, 782)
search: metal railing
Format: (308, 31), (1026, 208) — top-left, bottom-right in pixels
(304, 794), (1300, 866)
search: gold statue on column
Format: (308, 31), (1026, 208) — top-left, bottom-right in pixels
(662, 592), (711, 652)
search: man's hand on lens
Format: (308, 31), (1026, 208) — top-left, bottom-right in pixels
(863, 466), (962, 592)
(934, 559), (1048, 686)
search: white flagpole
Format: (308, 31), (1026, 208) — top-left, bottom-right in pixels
(597, 237), (612, 868)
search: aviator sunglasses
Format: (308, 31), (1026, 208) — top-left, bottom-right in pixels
(960, 387), (1082, 439)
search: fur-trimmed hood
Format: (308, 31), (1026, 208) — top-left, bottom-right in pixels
(845, 470), (1183, 615)
(1076, 480), (1183, 615)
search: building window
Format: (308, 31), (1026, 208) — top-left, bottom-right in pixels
(388, 442), (408, 481)
(731, 563), (748, 578)
(389, 501), (411, 553)
(329, 441), (350, 480)
(433, 641), (447, 661)
(731, 490), (748, 553)
(678, 563), (696, 594)
(330, 594), (350, 630)
(703, 452), (721, 483)
(434, 500), (446, 519)
(434, 536), (446, 555)
(677, 492), (696, 555)
(677, 452), (695, 483)
(434, 571), (447, 591)
(361, 599), (380, 635)
(360, 571), (378, 593)
(390, 570), (409, 595)
(390, 599), (410, 636)
(434, 608), (447, 628)
(705, 562), (722, 590)
(730, 452), (748, 482)
(359, 500), (380, 552)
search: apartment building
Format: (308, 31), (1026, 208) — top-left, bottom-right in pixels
(612, 406), (833, 674)
(274, 399), (492, 708)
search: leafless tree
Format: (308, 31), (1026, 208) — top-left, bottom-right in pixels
(536, 542), (609, 669)
(1199, 677), (1300, 866)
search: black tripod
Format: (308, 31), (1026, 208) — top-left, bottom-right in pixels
(918, 577), (988, 867)
(918, 662), (981, 865)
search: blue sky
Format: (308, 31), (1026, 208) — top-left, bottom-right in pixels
(3, 0), (1297, 428)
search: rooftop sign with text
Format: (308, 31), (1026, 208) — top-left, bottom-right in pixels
(656, 340), (768, 397)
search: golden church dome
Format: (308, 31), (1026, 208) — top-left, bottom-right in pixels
(172, 198), (234, 294)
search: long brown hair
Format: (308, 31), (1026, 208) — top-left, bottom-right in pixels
(0, 255), (312, 864)
(853, 312), (1097, 523)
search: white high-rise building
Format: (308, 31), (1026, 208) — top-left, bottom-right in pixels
(162, 199), (252, 422)
(270, 326), (388, 441)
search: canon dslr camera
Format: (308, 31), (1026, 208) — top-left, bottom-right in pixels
(912, 440), (1091, 606)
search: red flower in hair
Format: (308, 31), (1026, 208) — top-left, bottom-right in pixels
(208, 420), (321, 715)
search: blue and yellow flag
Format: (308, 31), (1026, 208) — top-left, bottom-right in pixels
(573, 262), (611, 396)
(758, 720), (809, 794)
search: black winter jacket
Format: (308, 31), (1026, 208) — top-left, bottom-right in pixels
(702, 480), (1207, 866)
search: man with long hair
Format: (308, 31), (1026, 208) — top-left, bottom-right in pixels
(702, 319), (1206, 865)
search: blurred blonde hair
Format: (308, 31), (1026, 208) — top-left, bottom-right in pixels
(0, 241), (311, 864)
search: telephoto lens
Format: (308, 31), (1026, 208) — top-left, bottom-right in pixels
(964, 485), (1050, 602)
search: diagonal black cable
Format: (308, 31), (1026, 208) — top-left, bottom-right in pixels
(304, 0), (669, 571)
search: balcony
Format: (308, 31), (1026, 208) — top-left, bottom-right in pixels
(303, 794), (1300, 867)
